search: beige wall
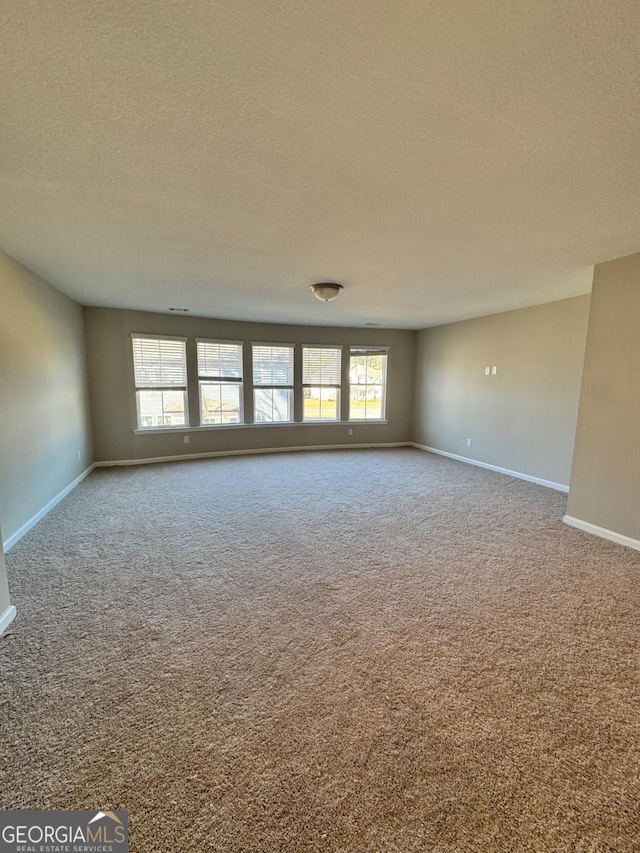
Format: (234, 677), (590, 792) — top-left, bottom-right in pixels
(412, 295), (591, 487)
(0, 252), (94, 547)
(84, 307), (416, 462)
(567, 254), (640, 540)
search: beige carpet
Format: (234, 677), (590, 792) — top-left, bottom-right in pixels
(1, 448), (639, 852)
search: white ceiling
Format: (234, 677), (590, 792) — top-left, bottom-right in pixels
(2, 1), (640, 329)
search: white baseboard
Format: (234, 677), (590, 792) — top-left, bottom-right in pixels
(0, 604), (16, 636)
(94, 442), (412, 467)
(3, 464), (96, 551)
(411, 443), (569, 493)
(563, 515), (640, 552)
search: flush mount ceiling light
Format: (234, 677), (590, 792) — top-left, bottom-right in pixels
(310, 282), (344, 302)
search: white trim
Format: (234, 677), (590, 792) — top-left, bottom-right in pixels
(411, 443), (569, 493)
(131, 332), (188, 342)
(563, 516), (640, 552)
(0, 605), (16, 636)
(133, 419), (389, 434)
(251, 341), (296, 347)
(94, 442), (411, 467)
(3, 464), (96, 551)
(302, 343), (344, 350)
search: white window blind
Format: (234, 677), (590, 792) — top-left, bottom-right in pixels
(132, 335), (188, 429)
(252, 345), (294, 386)
(349, 347), (388, 421)
(197, 340), (243, 379)
(197, 339), (243, 426)
(302, 347), (341, 385)
(133, 336), (187, 387)
(252, 344), (294, 422)
(349, 347), (388, 357)
(302, 346), (341, 421)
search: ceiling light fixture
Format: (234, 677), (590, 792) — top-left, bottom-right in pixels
(310, 282), (344, 302)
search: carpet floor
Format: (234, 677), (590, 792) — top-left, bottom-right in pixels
(1, 448), (639, 852)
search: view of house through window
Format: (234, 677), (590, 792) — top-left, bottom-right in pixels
(349, 347), (388, 420)
(252, 344), (294, 422)
(132, 335), (188, 428)
(197, 339), (243, 425)
(302, 346), (341, 421)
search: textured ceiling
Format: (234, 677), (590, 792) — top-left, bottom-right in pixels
(2, 1), (640, 328)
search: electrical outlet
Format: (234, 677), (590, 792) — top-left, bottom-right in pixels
(77, 449), (81, 461)
(491, 365), (498, 375)
(485, 366), (491, 375)
(184, 435), (190, 444)
(348, 428), (353, 436)
(466, 438), (472, 447)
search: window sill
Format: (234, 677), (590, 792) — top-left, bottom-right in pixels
(133, 420), (388, 435)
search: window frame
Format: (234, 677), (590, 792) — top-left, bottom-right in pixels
(251, 342), (295, 424)
(348, 346), (389, 422)
(129, 335), (391, 433)
(196, 338), (244, 427)
(131, 333), (189, 430)
(302, 344), (342, 422)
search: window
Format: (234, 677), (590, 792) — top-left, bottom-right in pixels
(132, 335), (188, 428)
(302, 346), (341, 421)
(252, 344), (294, 422)
(349, 347), (388, 420)
(197, 339), (243, 426)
